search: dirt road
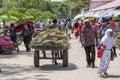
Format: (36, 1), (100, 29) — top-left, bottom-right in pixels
(0, 36), (120, 80)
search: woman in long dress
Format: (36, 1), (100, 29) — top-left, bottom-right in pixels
(97, 29), (115, 78)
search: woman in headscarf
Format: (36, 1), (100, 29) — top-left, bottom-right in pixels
(97, 29), (116, 78)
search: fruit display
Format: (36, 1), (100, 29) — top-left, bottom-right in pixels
(31, 29), (70, 49)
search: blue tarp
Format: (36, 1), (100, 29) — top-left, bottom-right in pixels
(98, 9), (117, 21)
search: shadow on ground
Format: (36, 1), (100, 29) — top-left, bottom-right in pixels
(0, 63), (77, 80)
(4, 76), (50, 80)
(0, 64), (50, 80)
(39, 63), (78, 71)
(108, 74), (120, 78)
(0, 64), (34, 76)
(0, 49), (34, 59)
(0, 54), (18, 59)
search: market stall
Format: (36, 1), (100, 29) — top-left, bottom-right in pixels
(112, 10), (120, 21)
(73, 14), (84, 20)
(98, 9), (115, 22)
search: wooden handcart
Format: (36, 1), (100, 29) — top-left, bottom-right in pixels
(32, 45), (68, 67)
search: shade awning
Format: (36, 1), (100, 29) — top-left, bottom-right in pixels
(112, 10), (120, 20)
(90, 0), (120, 11)
(93, 10), (105, 18)
(73, 14), (83, 20)
(98, 9), (119, 21)
(85, 12), (96, 18)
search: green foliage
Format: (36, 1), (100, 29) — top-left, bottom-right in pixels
(3, 0), (18, 9)
(0, 0), (2, 8)
(49, 1), (69, 18)
(0, 10), (28, 22)
(0, 0), (90, 22)
(70, 0), (90, 18)
(20, 0), (46, 11)
(25, 8), (57, 22)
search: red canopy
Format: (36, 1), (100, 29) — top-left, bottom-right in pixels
(90, 0), (120, 11)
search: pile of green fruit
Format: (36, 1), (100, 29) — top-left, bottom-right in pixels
(31, 29), (70, 49)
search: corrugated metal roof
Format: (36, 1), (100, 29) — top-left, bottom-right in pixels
(90, 0), (120, 11)
(91, 0), (113, 1)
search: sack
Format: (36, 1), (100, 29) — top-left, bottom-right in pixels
(97, 43), (106, 58)
(110, 49), (114, 61)
(110, 46), (117, 61)
(97, 49), (103, 58)
(110, 54), (114, 61)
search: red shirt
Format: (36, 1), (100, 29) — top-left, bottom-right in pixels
(64, 22), (68, 29)
(110, 21), (116, 30)
(79, 23), (84, 33)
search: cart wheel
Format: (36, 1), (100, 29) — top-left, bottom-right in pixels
(34, 50), (39, 67)
(63, 49), (68, 67)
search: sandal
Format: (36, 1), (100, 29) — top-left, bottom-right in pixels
(101, 73), (108, 78)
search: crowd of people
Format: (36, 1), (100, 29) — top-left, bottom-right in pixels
(0, 20), (34, 52)
(56, 18), (119, 78)
(0, 18), (119, 78)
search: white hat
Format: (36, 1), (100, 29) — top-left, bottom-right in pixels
(84, 19), (89, 23)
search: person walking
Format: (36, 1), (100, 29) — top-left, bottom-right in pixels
(78, 20), (84, 43)
(10, 23), (16, 43)
(81, 19), (98, 68)
(73, 20), (79, 38)
(63, 20), (68, 37)
(9, 23), (18, 54)
(97, 29), (116, 78)
(60, 20), (65, 32)
(67, 19), (72, 39)
(63, 19), (72, 39)
(21, 21), (33, 52)
(99, 21), (108, 39)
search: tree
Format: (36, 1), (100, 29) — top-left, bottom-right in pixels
(20, 0), (46, 11)
(0, 0), (58, 22)
(0, 0), (2, 8)
(69, 0), (90, 18)
(49, 1), (69, 18)
(2, 0), (18, 9)
(0, 0), (90, 22)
